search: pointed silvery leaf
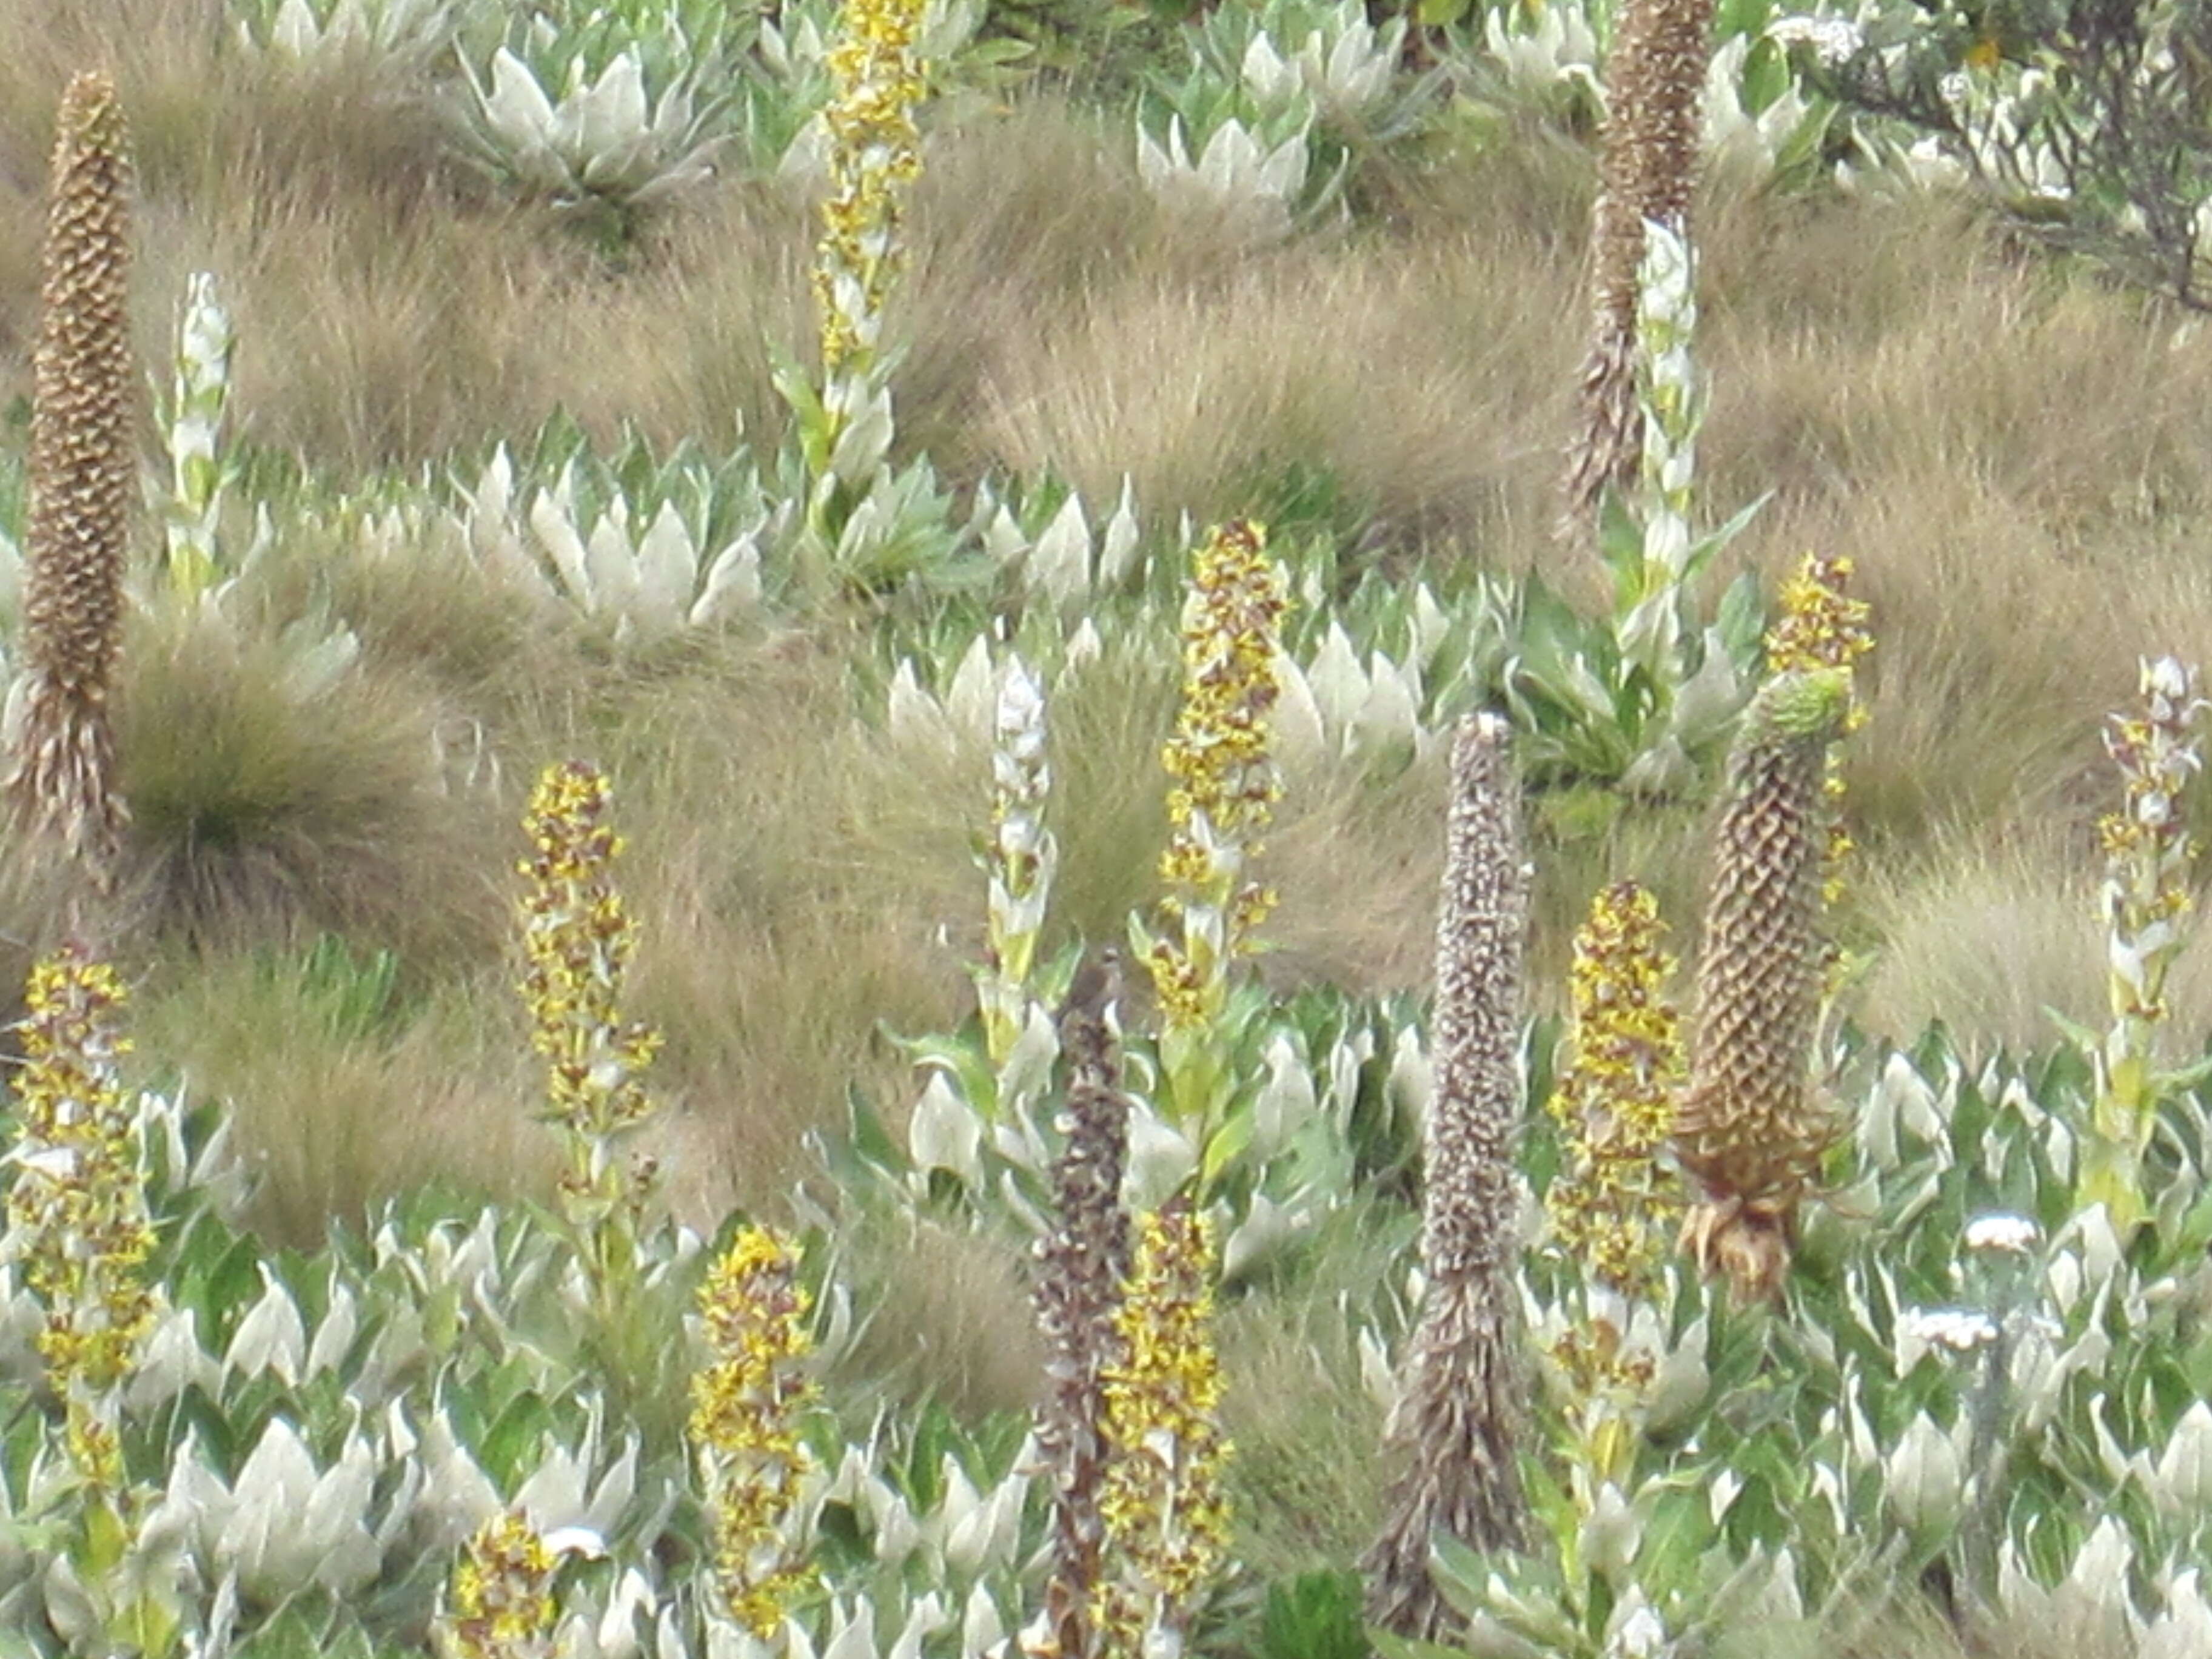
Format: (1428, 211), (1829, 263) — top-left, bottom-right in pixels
(305, 1280), (357, 1378)
(2149, 1401), (2212, 1515)
(631, 501), (700, 635)
(889, 1592), (950, 1659)
(887, 658), (954, 751)
(217, 1419), (319, 1598)
(1134, 117), (1178, 192)
(585, 507), (643, 622)
(945, 634), (997, 746)
(1270, 648), (1328, 774)
(1223, 1192), (1299, 1282)
(1098, 477), (1140, 589)
(483, 47), (560, 150)
(297, 1435), (381, 1595)
(1242, 33), (1300, 110)
(226, 1265), (306, 1387)
(571, 53), (653, 187)
(1304, 622), (1366, 739)
(2144, 1570), (2212, 1659)
(691, 535), (764, 624)
(1251, 1031), (1316, 1162)
(528, 471), (594, 606)
(1258, 130), (1310, 201)
(1883, 1412), (1965, 1541)
(998, 1002), (1061, 1121)
(1029, 492), (1091, 611)
(1384, 1024), (1430, 1137)
(1064, 618), (1104, 674)
(908, 1071), (983, 1183)
(129, 1305), (219, 1412)
(1122, 1101), (1199, 1213)
(961, 1583), (1004, 1658)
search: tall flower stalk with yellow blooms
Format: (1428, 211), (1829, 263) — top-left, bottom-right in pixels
(689, 1226), (820, 1639)
(1543, 882), (1684, 1495)
(1094, 1207), (1232, 1657)
(783, 0), (931, 574)
(516, 761), (663, 1301)
(439, 1512), (560, 1659)
(2079, 655), (2207, 1233)
(7, 72), (136, 914)
(4, 947), (156, 1496)
(1140, 519), (1290, 1132)
(1763, 552), (1874, 917)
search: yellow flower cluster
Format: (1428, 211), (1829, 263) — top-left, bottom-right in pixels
(517, 762), (662, 1222)
(443, 1511), (557, 1659)
(1146, 520), (1289, 1034)
(814, 0), (930, 378)
(689, 1226), (820, 1638)
(1544, 883), (1683, 1305)
(2099, 659), (2205, 1010)
(5, 947), (155, 1489)
(1764, 552), (1874, 908)
(1095, 1208), (1232, 1653)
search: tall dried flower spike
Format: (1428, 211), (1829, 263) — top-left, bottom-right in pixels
(813, 0), (930, 382)
(1562, 0), (1715, 521)
(1095, 1205), (1232, 1657)
(1675, 669), (1852, 1302)
(3, 945), (156, 1492)
(1545, 881), (1684, 1303)
(690, 1225), (820, 1638)
(516, 762), (663, 1257)
(1764, 552), (1874, 911)
(6, 71), (136, 903)
(1145, 520), (1289, 1047)
(1031, 945), (1131, 1659)
(441, 1511), (560, 1659)
(1364, 714), (1533, 1640)
(2082, 655), (2207, 1228)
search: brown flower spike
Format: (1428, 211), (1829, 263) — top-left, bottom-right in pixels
(1562, 0), (1715, 521)
(7, 72), (135, 903)
(1030, 945), (1132, 1659)
(1364, 714), (1532, 1639)
(1674, 669), (1851, 1302)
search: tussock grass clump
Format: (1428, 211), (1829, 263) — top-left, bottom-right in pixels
(112, 614), (504, 962)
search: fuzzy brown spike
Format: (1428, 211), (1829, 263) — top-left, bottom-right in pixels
(1031, 945), (1131, 1659)
(1674, 671), (1851, 1304)
(7, 70), (135, 908)
(1561, 0), (1716, 524)
(1362, 714), (1531, 1641)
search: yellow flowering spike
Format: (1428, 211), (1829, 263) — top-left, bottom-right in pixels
(516, 761), (662, 1233)
(1145, 520), (1289, 1037)
(2083, 655), (2207, 1229)
(1545, 881), (1685, 1305)
(689, 1226), (820, 1637)
(1095, 1207), (1232, 1655)
(4, 945), (156, 1491)
(1765, 552), (1874, 911)
(442, 1511), (558, 1659)
(813, 0), (930, 380)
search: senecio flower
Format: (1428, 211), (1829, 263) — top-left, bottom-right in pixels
(1096, 1207), (1232, 1654)
(1545, 881), (1685, 1303)
(517, 761), (662, 1224)
(443, 1512), (558, 1659)
(813, 0), (930, 378)
(690, 1226), (820, 1638)
(1765, 551), (1874, 910)
(1146, 520), (1289, 1034)
(4, 946), (156, 1489)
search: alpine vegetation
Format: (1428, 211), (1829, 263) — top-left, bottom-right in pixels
(7, 72), (135, 913)
(1563, 0), (1715, 521)
(1674, 669), (1854, 1302)
(1362, 714), (1533, 1640)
